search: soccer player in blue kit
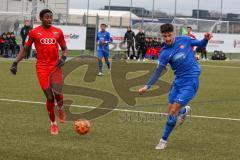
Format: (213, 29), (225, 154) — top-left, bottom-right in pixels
(139, 23), (213, 150)
(96, 23), (113, 76)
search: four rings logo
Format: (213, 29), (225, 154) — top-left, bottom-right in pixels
(40, 38), (56, 44)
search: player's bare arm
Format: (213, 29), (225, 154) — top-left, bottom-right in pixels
(10, 45), (31, 75)
(56, 45), (68, 68)
(61, 45), (68, 57)
(139, 64), (165, 95)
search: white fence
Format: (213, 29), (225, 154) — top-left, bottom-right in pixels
(194, 32), (240, 53)
(29, 25), (240, 53)
(33, 25), (86, 50)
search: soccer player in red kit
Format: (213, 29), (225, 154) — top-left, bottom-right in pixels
(186, 26), (196, 39)
(186, 26), (199, 59)
(10, 9), (68, 135)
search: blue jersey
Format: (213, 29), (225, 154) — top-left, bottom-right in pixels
(158, 36), (208, 79)
(96, 31), (113, 51)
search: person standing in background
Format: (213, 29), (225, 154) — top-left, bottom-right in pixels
(20, 20), (32, 59)
(124, 26), (136, 60)
(96, 23), (113, 76)
(135, 28), (146, 61)
(186, 26), (196, 39)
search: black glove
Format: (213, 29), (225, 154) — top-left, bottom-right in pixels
(10, 62), (18, 75)
(56, 55), (67, 68)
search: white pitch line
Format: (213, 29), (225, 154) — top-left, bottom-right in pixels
(1, 58), (240, 69)
(201, 64), (240, 69)
(0, 98), (240, 122)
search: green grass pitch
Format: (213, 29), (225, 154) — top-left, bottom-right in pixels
(0, 58), (240, 160)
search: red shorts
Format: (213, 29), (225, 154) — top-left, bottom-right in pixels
(36, 66), (63, 90)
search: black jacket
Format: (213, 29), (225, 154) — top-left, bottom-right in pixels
(20, 26), (32, 41)
(135, 32), (145, 46)
(124, 30), (135, 43)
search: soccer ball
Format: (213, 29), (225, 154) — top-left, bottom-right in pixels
(74, 119), (91, 135)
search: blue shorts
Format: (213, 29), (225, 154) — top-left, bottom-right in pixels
(168, 77), (199, 106)
(98, 50), (109, 59)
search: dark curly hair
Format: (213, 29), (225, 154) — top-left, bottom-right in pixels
(160, 23), (174, 33)
(39, 9), (53, 18)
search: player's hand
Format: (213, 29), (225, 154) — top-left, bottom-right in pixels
(10, 62), (18, 75)
(138, 85), (148, 95)
(204, 32), (213, 40)
(56, 55), (67, 68)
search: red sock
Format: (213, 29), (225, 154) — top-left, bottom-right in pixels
(46, 100), (55, 122)
(54, 94), (64, 108)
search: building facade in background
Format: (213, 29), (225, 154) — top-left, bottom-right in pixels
(0, 0), (69, 18)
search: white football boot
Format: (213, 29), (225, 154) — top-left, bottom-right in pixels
(155, 138), (167, 150)
(97, 72), (104, 76)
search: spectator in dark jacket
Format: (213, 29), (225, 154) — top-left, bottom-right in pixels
(135, 28), (146, 61)
(20, 20), (32, 58)
(9, 32), (20, 57)
(124, 26), (136, 60)
(1, 33), (9, 57)
(0, 34), (5, 55)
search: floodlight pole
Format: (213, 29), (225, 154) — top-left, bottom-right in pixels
(66, 0), (69, 24)
(31, 0), (37, 28)
(141, 8), (144, 28)
(6, 0), (9, 11)
(86, 0), (90, 26)
(174, 0), (177, 17)
(197, 0), (200, 32)
(197, 0), (200, 19)
(152, 0), (154, 23)
(108, 0), (111, 25)
(220, 0), (223, 20)
(130, 0), (133, 26)
(151, 0), (155, 35)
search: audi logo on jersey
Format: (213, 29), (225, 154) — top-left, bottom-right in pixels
(40, 38), (56, 44)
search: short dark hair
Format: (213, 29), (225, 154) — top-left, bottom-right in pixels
(187, 26), (192, 29)
(100, 23), (107, 26)
(160, 23), (174, 33)
(39, 9), (53, 18)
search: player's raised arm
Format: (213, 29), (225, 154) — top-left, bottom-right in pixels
(190, 32), (213, 47)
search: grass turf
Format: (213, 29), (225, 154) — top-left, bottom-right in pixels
(0, 59), (240, 160)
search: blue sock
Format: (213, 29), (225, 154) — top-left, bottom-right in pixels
(98, 59), (103, 72)
(162, 115), (177, 141)
(179, 107), (186, 115)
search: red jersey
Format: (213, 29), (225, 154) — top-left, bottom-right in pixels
(187, 33), (196, 51)
(25, 25), (66, 67)
(187, 33), (196, 39)
(0, 38), (5, 44)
